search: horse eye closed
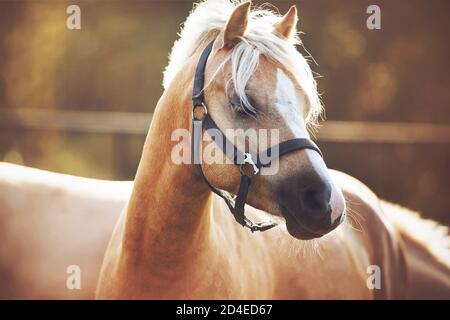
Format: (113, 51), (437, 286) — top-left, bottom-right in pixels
(230, 100), (244, 113)
(229, 96), (257, 117)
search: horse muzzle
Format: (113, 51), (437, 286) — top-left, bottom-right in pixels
(277, 171), (346, 240)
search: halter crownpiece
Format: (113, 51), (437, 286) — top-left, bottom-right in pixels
(191, 40), (323, 232)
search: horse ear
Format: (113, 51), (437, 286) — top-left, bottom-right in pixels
(221, 1), (251, 49)
(273, 5), (298, 39)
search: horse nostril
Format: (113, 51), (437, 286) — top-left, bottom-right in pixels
(298, 182), (332, 220)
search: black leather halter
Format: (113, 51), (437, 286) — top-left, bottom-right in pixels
(191, 40), (323, 232)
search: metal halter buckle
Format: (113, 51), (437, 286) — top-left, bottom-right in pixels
(192, 102), (208, 121)
(239, 153), (259, 177)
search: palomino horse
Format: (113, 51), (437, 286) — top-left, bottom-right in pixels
(0, 0), (449, 299)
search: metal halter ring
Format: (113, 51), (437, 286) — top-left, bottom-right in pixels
(192, 102), (208, 121)
(239, 153), (259, 177)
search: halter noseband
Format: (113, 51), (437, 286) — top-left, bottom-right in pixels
(191, 40), (323, 232)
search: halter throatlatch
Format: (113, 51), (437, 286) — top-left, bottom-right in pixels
(191, 40), (323, 232)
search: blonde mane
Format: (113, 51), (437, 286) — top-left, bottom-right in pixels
(163, 0), (322, 123)
(381, 201), (450, 268)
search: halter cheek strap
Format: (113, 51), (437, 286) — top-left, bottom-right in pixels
(191, 40), (323, 232)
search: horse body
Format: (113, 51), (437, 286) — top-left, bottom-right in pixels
(0, 162), (448, 299)
(0, 162), (130, 299)
(93, 67), (383, 298)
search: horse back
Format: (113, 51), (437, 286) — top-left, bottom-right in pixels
(0, 162), (131, 299)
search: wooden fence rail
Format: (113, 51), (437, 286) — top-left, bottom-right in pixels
(1, 108), (450, 144)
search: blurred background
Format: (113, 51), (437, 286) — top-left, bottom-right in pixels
(0, 0), (449, 225)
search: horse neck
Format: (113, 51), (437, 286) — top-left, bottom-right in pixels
(121, 56), (213, 266)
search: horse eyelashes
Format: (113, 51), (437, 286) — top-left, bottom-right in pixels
(230, 98), (258, 117)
